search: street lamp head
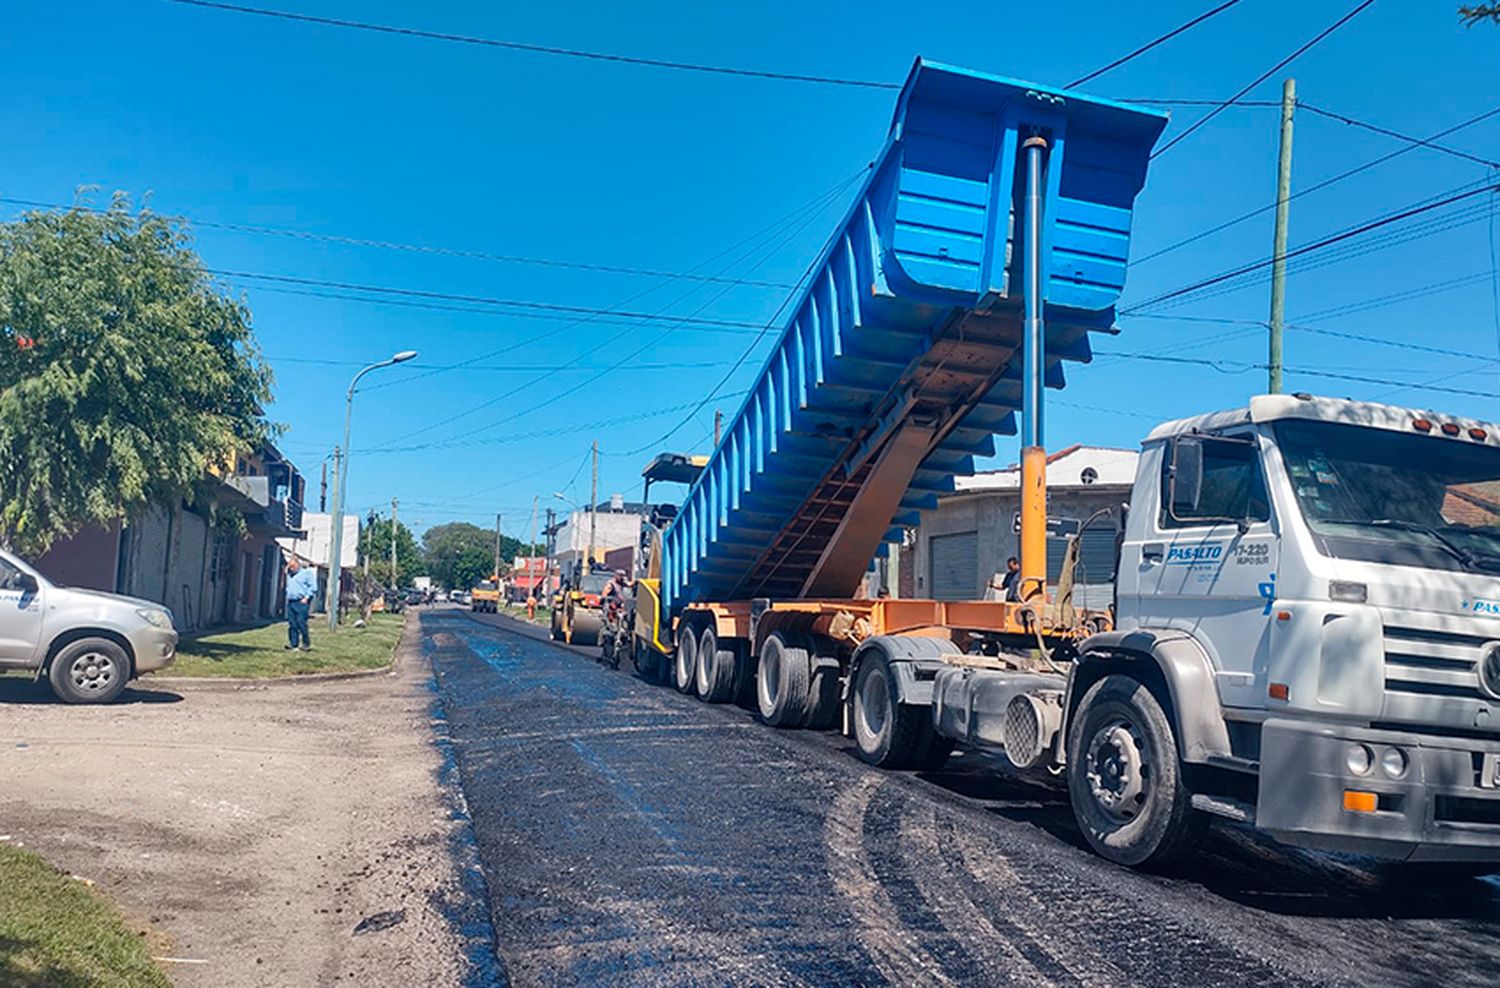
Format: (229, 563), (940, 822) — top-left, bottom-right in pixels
(552, 492), (567, 501)
(391, 350), (419, 363)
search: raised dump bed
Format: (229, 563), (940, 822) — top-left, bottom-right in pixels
(659, 59), (1166, 616)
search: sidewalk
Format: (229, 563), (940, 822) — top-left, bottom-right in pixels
(0, 616), (489, 986)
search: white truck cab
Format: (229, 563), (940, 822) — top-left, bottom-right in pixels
(1076, 393), (1500, 864)
(0, 548), (178, 703)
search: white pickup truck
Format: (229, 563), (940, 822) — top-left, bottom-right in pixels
(0, 548), (178, 703)
(930, 393), (1500, 867)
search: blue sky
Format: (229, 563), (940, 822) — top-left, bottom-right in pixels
(5, 1), (1498, 540)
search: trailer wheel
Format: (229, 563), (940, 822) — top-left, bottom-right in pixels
(850, 643), (929, 769)
(696, 626), (738, 703)
(757, 632), (811, 728)
(803, 636), (842, 730)
(674, 623), (699, 694)
(1066, 674), (1203, 869)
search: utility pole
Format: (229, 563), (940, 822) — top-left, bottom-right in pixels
(1268, 77), (1296, 395)
(390, 497), (399, 590)
(528, 496), (539, 595)
(319, 460), (328, 512)
(501, 512), (513, 584)
(588, 441), (599, 572)
(713, 409), (723, 446)
(325, 446), (342, 625)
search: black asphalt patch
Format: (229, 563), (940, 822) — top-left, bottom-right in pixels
(426, 609), (1500, 987)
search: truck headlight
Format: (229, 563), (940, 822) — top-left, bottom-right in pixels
(1480, 643), (1500, 701)
(1381, 747), (1408, 779)
(136, 608), (173, 629)
(1346, 744), (1374, 776)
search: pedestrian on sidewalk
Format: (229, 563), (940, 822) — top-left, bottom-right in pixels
(285, 555), (317, 651)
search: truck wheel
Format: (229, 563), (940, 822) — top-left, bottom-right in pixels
(695, 626), (738, 703)
(674, 625), (698, 694)
(757, 632), (811, 727)
(803, 637), (842, 730)
(850, 644), (929, 769)
(49, 638), (130, 705)
(1066, 674), (1203, 869)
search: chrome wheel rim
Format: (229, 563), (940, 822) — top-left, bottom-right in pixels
(1085, 718), (1149, 824)
(856, 665), (889, 741)
(69, 651), (118, 694)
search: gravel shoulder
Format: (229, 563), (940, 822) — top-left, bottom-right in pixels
(0, 612), (489, 987)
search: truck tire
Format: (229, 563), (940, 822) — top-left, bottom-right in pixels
(695, 626), (738, 703)
(757, 632), (811, 727)
(674, 625), (699, 694)
(633, 640), (665, 684)
(1066, 674), (1204, 869)
(49, 637), (130, 705)
(850, 643), (930, 769)
(803, 636), (842, 730)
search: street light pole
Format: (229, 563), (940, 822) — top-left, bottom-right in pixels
(327, 350), (418, 630)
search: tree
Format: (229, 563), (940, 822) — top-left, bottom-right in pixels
(0, 196), (273, 554)
(360, 514), (424, 587)
(422, 520), (543, 589)
(1459, 4), (1500, 24)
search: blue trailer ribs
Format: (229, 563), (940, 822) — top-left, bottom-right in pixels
(659, 59), (1166, 617)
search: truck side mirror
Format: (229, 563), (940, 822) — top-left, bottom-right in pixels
(1171, 437), (1205, 517)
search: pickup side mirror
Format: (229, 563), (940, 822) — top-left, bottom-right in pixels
(1171, 436), (1205, 517)
(16, 573), (38, 594)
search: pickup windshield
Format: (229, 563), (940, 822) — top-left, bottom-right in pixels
(1275, 419), (1500, 572)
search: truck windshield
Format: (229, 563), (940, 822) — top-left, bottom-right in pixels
(1275, 419), (1500, 572)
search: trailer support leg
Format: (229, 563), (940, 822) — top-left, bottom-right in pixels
(1019, 134), (1050, 602)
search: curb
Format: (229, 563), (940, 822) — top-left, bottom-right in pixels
(142, 614), (413, 690)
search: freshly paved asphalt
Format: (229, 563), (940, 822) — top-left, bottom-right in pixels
(420, 605), (1500, 987)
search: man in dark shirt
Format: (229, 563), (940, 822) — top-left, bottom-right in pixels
(999, 556), (1021, 602)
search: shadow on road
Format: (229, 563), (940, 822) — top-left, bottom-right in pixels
(0, 678), (183, 705)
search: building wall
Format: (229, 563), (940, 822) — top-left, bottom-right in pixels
(33, 520), (121, 592)
(912, 486), (1129, 603)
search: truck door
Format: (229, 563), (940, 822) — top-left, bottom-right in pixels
(1128, 432), (1278, 709)
(0, 556), (46, 667)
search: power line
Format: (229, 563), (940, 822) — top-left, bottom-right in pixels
(269, 355), (732, 373)
(1134, 104), (1500, 264)
(1068, 0), (1245, 88)
(1150, 0), (1377, 159)
(0, 196), (797, 292)
(167, 0), (901, 89)
(1296, 103), (1500, 169)
(365, 170), (848, 451)
(1096, 349), (1500, 399)
(1122, 181), (1500, 313)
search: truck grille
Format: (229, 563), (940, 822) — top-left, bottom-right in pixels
(1383, 624), (1492, 701)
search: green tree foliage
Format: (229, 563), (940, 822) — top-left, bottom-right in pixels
(359, 514), (424, 585)
(0, 197), (273, 553)
(1459, 4), (1500, 24)
(421, 520), (542, 590)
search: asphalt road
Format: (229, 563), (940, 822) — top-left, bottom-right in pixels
(422, 605), (1500, 987)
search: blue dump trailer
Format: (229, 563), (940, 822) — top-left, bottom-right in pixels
(608, 60), (1187, 864)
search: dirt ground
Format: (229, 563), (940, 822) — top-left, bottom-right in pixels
(0, 615), (492, 987)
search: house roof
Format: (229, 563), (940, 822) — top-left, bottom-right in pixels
(952, 445), (1138, 493)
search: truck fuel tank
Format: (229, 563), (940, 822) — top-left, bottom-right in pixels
(933, 666), (1066, 768)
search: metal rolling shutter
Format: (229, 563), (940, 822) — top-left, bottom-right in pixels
(930, 531), (979, 600)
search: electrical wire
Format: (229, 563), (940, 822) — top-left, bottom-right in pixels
(1067, 0), (1245, 88)
(0, 196), (796, 292)
(1134, 104), (1500, 265)
(1296, 103), (1500, 169)
(1150, 0), (1377, 159)
(1122, 181), (1500, 313)
(1096, 349), (1500, 399)
(167, 0), (901, 89)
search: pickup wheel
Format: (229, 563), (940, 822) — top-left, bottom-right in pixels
(674, 623), (699, 694)
(850, 644), (930, 769)
(756, 632), (811, 728)
(1067, 674), (1203, 869)
(49, 638), (130, 705)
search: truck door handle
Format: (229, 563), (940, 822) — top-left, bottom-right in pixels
(1142, 543), (1164, 563)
